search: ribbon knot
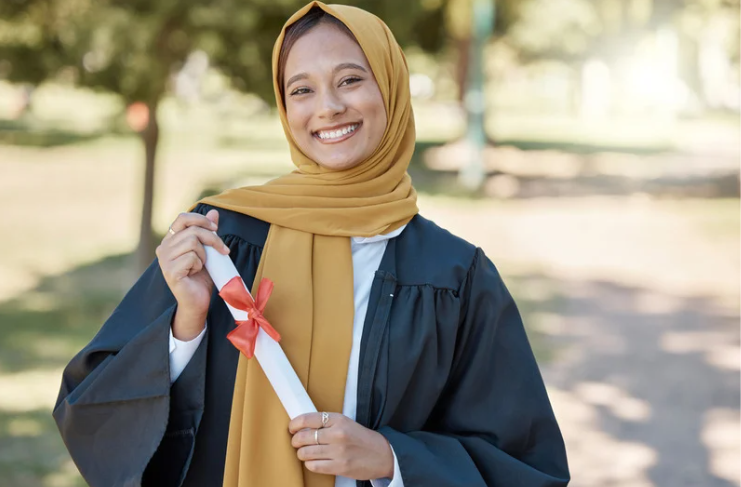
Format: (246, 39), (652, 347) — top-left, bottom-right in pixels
(220, 276), (281, 359)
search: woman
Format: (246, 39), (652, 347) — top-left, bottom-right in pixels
(54, 2), (569, 487)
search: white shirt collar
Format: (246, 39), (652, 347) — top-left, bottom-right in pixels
(351, 224), (407, 245)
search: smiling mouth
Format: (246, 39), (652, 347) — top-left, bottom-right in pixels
(313, 123), (361, 144)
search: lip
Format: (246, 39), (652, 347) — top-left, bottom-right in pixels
(312, 122), (362, 144)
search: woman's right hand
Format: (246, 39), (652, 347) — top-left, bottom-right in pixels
(156, 209), (231, 339)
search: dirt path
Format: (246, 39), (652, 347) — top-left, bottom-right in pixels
(421, 195), (740, 487)
(543, 279), (739, 487)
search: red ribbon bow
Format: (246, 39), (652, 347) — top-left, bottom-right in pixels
(220, 276), (281, 359)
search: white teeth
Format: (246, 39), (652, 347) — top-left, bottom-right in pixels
(317, 124), (358, 140)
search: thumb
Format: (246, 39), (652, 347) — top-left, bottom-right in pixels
(206, 209), (219, 227)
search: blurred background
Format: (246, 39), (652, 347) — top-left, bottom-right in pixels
(0, 0), (739, 485)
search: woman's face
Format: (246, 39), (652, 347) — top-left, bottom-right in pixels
(283, 23), (387, 171)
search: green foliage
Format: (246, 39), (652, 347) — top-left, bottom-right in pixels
(2, 0), (736, 100)
(0, 0), (449, 104)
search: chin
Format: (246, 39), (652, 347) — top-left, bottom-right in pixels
(315, 154), (362, 171)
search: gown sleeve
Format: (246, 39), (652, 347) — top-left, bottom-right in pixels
(52, 257), (208, 487)
(378, 248), (570, 486)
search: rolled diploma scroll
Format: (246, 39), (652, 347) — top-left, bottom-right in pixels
(204, 243), (317, 419)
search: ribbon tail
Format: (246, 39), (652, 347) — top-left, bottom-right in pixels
(227, 320), (259, 359)
(254, 278), (274, 313)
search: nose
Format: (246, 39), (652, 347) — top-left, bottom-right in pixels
(316, 88), (346, 120)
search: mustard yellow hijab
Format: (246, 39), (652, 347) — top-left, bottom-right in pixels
(191, 2), (417, 486)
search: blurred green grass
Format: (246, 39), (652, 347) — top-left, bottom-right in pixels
(0, 252), (134, 486)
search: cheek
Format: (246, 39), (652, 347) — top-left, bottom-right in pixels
(285, 104), (311, 139)
(367, 94), (387, 141)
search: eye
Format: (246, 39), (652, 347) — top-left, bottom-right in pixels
(340, 76), (362, 87)
(289, 87), (311, 96)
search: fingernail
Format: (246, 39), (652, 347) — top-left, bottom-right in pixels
(212, 222), (218, 229)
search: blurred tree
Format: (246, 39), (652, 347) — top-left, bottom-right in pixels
(0, 0), (448, 273)
(445, 0), (520, 103)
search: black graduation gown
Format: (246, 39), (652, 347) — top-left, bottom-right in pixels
(53, 204), (570, 487)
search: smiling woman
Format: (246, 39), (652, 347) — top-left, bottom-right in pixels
(53, 3), (569, 487)
(279, 11), (387, 171)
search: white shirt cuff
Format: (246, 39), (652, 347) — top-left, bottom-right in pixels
(169, 323), (207, 383)
(370, 445), (403, 487)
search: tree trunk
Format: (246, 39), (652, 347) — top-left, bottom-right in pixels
(135, 101), (160, 274)
(455, 36), (471, 104)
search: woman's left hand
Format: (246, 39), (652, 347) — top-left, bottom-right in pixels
(289, 412), (394, 480)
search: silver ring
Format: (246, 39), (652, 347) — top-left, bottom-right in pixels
(321, 411), (329, 428)
(314, 428), (320, 445)
(168, 226), (176, 236)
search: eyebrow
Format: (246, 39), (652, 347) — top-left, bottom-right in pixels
(285, 63), (368, 91)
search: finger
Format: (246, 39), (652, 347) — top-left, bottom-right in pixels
(304, 460), (336, 475)
(205, 209), (219, 228)
(292, 427), (332, 448)
(168, 251), (203, 281)
(291, 429), (308, 448)
(296, 445), (332, 461)
(317, 423), (350, 444)
(289, 413), (323, 434)
(167, 234), (208, 267)
(171, 226), (230, 256)
(290, 412), (341, 434)
(170, 211), (219, 234)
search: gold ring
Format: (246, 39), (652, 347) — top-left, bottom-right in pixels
(321, 411), (329, 428)
(314, 428), (320, 445)
(168, 226), (176, 236)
